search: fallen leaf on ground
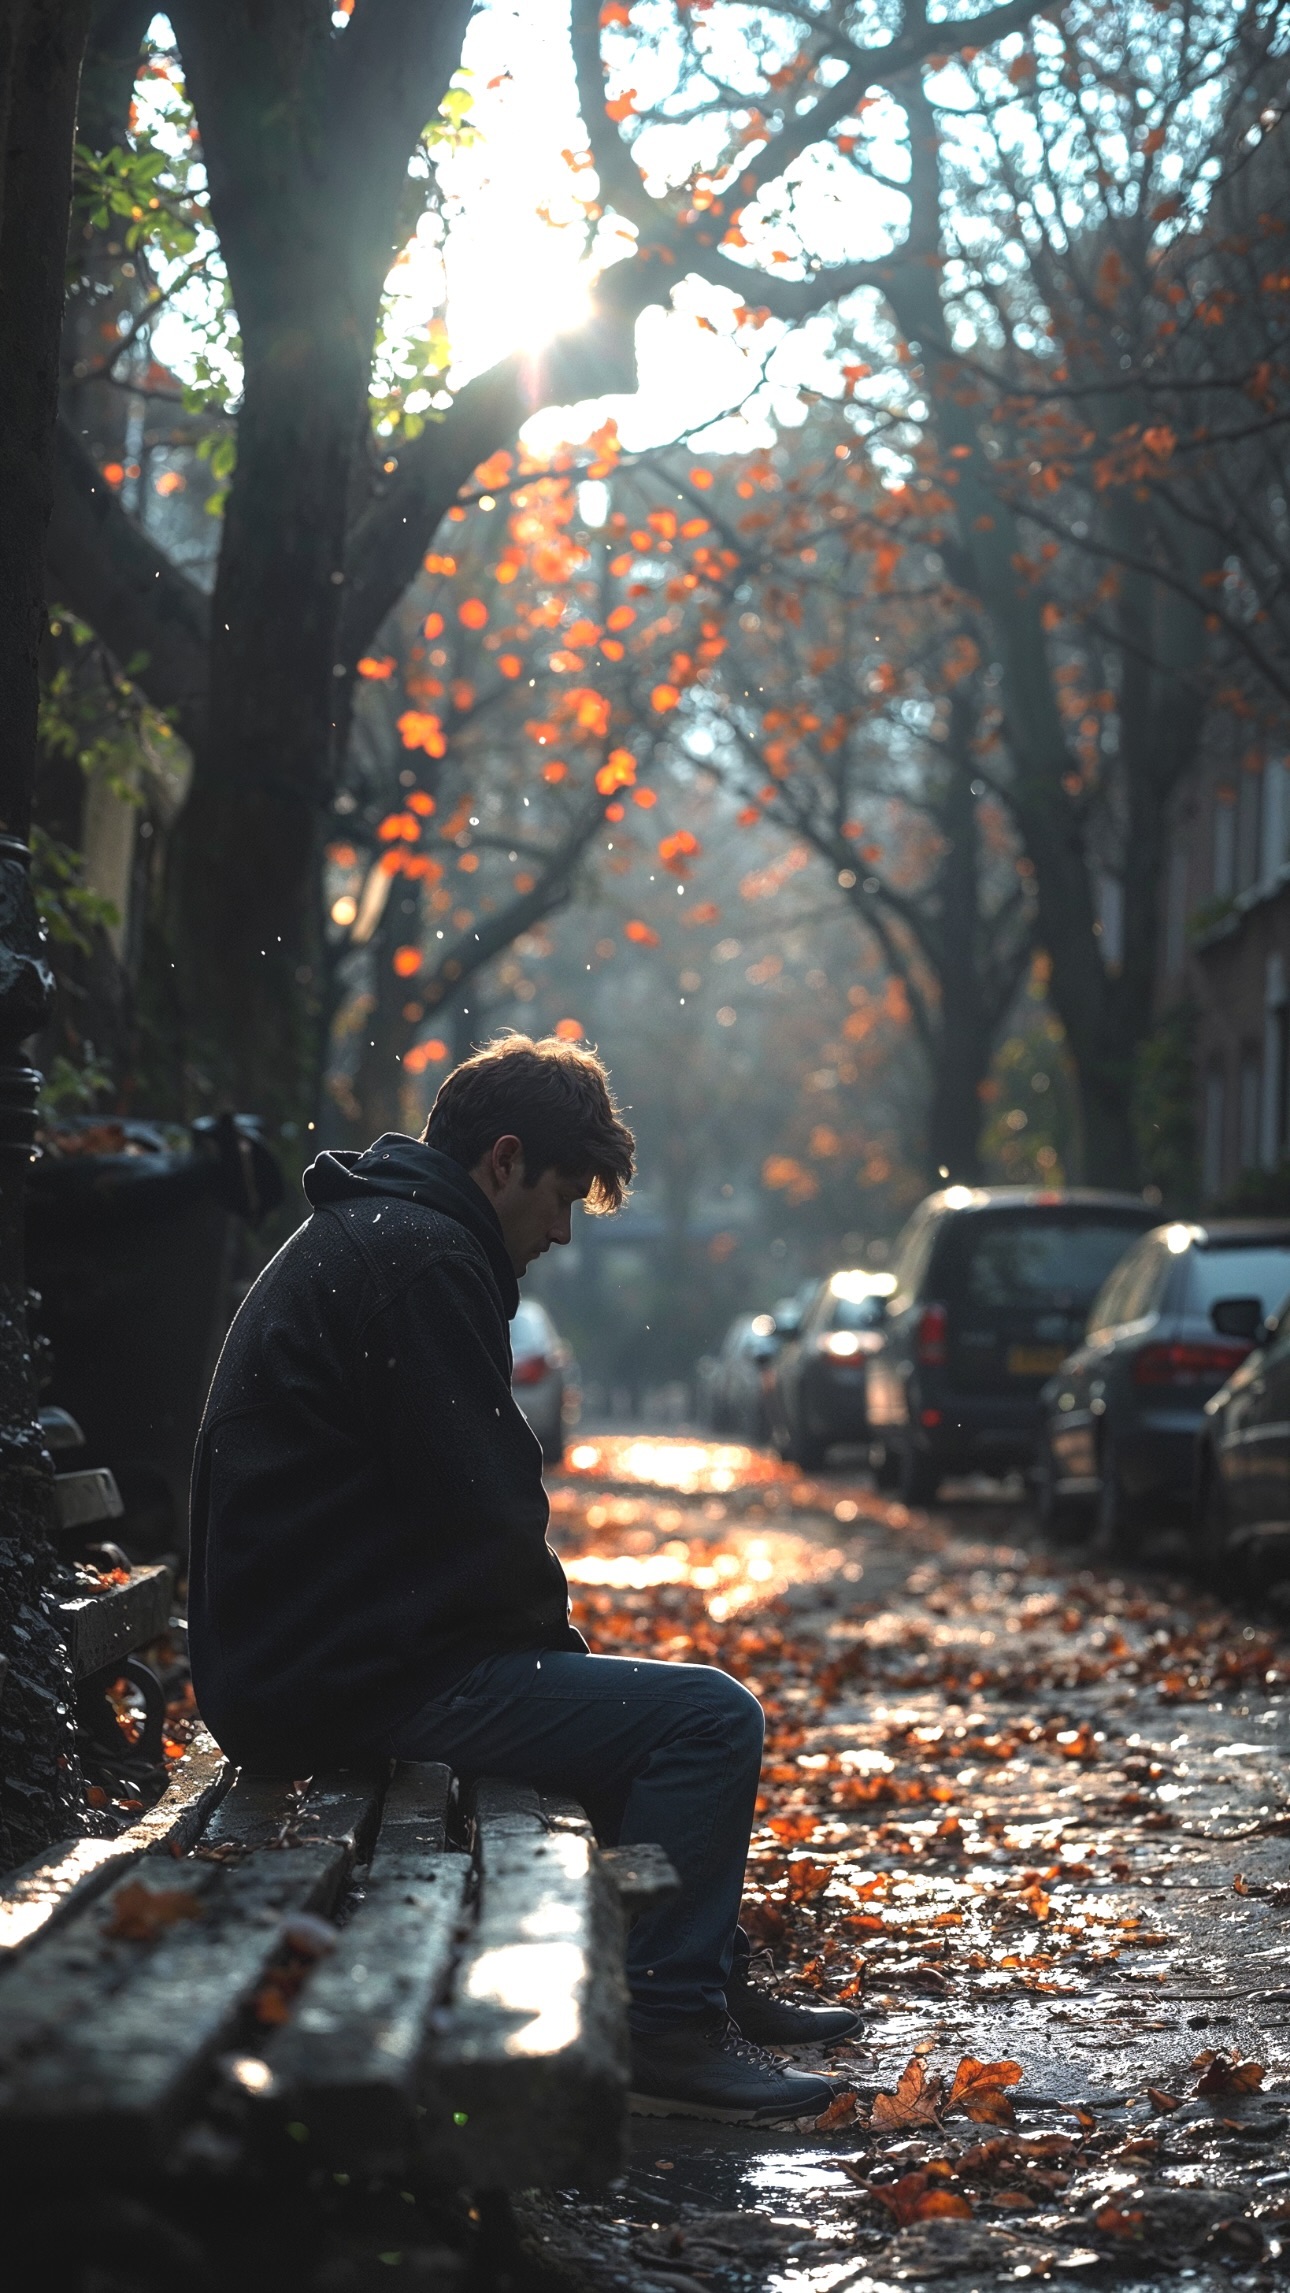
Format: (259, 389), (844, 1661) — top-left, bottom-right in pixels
(815, 2090), (858, 2130)
(871, 2171), (972, 2226)
(1147, 2087), (1181, 2113)
(1195, 2053), (1265, 2096)
(946, 2056), (1024, 2123)
(1095, 2204), (1146, 2239)
(871, 2056), (944, 2130)
(104, 1881), (203, 1941)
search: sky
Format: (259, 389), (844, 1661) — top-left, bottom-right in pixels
(145, 0), (886, 461)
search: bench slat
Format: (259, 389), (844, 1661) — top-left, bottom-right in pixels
(201, 1766), (383, 1858)
(0, 1842), (351, 2173)
(422, 1814), (628, 2189)
(58, 1563), (172, 1679)
(374, 1760), (454, 1860)
(263, 1854), (470, 2176)
(0, 1730), (229, 1961)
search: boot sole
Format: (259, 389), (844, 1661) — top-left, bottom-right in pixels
(628, 2089), (830, 2125)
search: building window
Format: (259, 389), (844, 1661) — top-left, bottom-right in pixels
(1203, 1063), (1226, 1199)
(1213, 785), (1236, 897)
(1239, 1046), (1262, 1169)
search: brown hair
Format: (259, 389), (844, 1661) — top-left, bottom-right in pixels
(423, 1033), (634, 1212)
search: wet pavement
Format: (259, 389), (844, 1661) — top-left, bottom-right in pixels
(524, 1436), (1290, 2293)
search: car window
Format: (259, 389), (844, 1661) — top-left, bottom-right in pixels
(948, 1215), (1153, 1314)
(889, 1212), (937, 1308)
(828, 1292), (886, 1332)
(1185, 1244), (1290, 1316)
(1087, 1239), (1148, 1332)
(1107, 1237), (1168, 1326)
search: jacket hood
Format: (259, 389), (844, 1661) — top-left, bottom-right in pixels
(303, 1134), (519, 1317)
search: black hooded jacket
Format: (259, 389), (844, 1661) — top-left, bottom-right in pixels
(187, 1135), (584, 1767)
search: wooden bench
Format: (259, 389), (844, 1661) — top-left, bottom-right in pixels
(0, 1741), (677, 2196)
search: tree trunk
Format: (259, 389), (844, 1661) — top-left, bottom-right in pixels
(926, 750), (995, 1184)
(0, 0), (92, 1868)
(163, 0), (471, 1133)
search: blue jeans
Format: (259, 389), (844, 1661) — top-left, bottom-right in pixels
(383, 1649), (765, 2031)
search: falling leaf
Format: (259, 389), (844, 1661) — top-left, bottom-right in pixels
(105, 1881), (204, 1942)
(871, 2056), (943, 2131)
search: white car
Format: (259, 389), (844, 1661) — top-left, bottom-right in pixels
(511, 1299), (576, 1464)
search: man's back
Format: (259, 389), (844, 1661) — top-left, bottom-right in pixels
(188, 1138), (579, 1767)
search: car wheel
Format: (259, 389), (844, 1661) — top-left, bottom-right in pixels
(1035, 1435), (1094, 1545)
(898, 1440), (941, 1507)
(1095, 1437), (1140, 1559)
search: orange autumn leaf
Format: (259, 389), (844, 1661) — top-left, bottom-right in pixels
(871, 2171), (970, 2226)
(498, 653), (523, 678)
(1194, 2053), (1264, 2096)
(1095, 2204), (1147, 2240)
(871, 2056), (943, 2131)
(596, 747), (637, 795)
(554, 1018), (583, 1041)
(815, 2090), (858, 2130)
(946, 2057), (1024, 2124)
(423, 612), (444, 638)
(392, 946), (421, 978)
(105, 1881), (204, 1942)
(767, 1811), (819, 1844)
(658, 829), (700, 874)
(624, 920), (660, 946)
(406, 789), (435, 816)
(651, 682), (680, 713)
(356, 655), (396, 680)
(605, 87), (636, 121)
(459, 597), (488, 629)
(397, 711), (446, 758)
(1147, 2087), (1181, 2113)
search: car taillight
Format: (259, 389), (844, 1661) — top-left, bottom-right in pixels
(512, 1354), (550, 1387)
(916, 1304), (948, 1367)
(1133, 1339), (1249, 1388)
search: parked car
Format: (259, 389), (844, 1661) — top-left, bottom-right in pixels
(1194, 1282), (1290, 1593)
(867, 1186), (1158, 1506)
(701, 1311), (781, 1438)
(511, 1299), (576, 1464)
(768, 1268), (894, 1468)
(1037, 1220), (1290, 1555)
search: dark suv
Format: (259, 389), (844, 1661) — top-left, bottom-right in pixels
(867, 1186), (1157, 1504)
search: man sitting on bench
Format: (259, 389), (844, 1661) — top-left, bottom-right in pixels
(189, 1033), (858, 2122)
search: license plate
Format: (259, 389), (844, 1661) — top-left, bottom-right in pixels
(1007, 1344), (1067, 1376)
